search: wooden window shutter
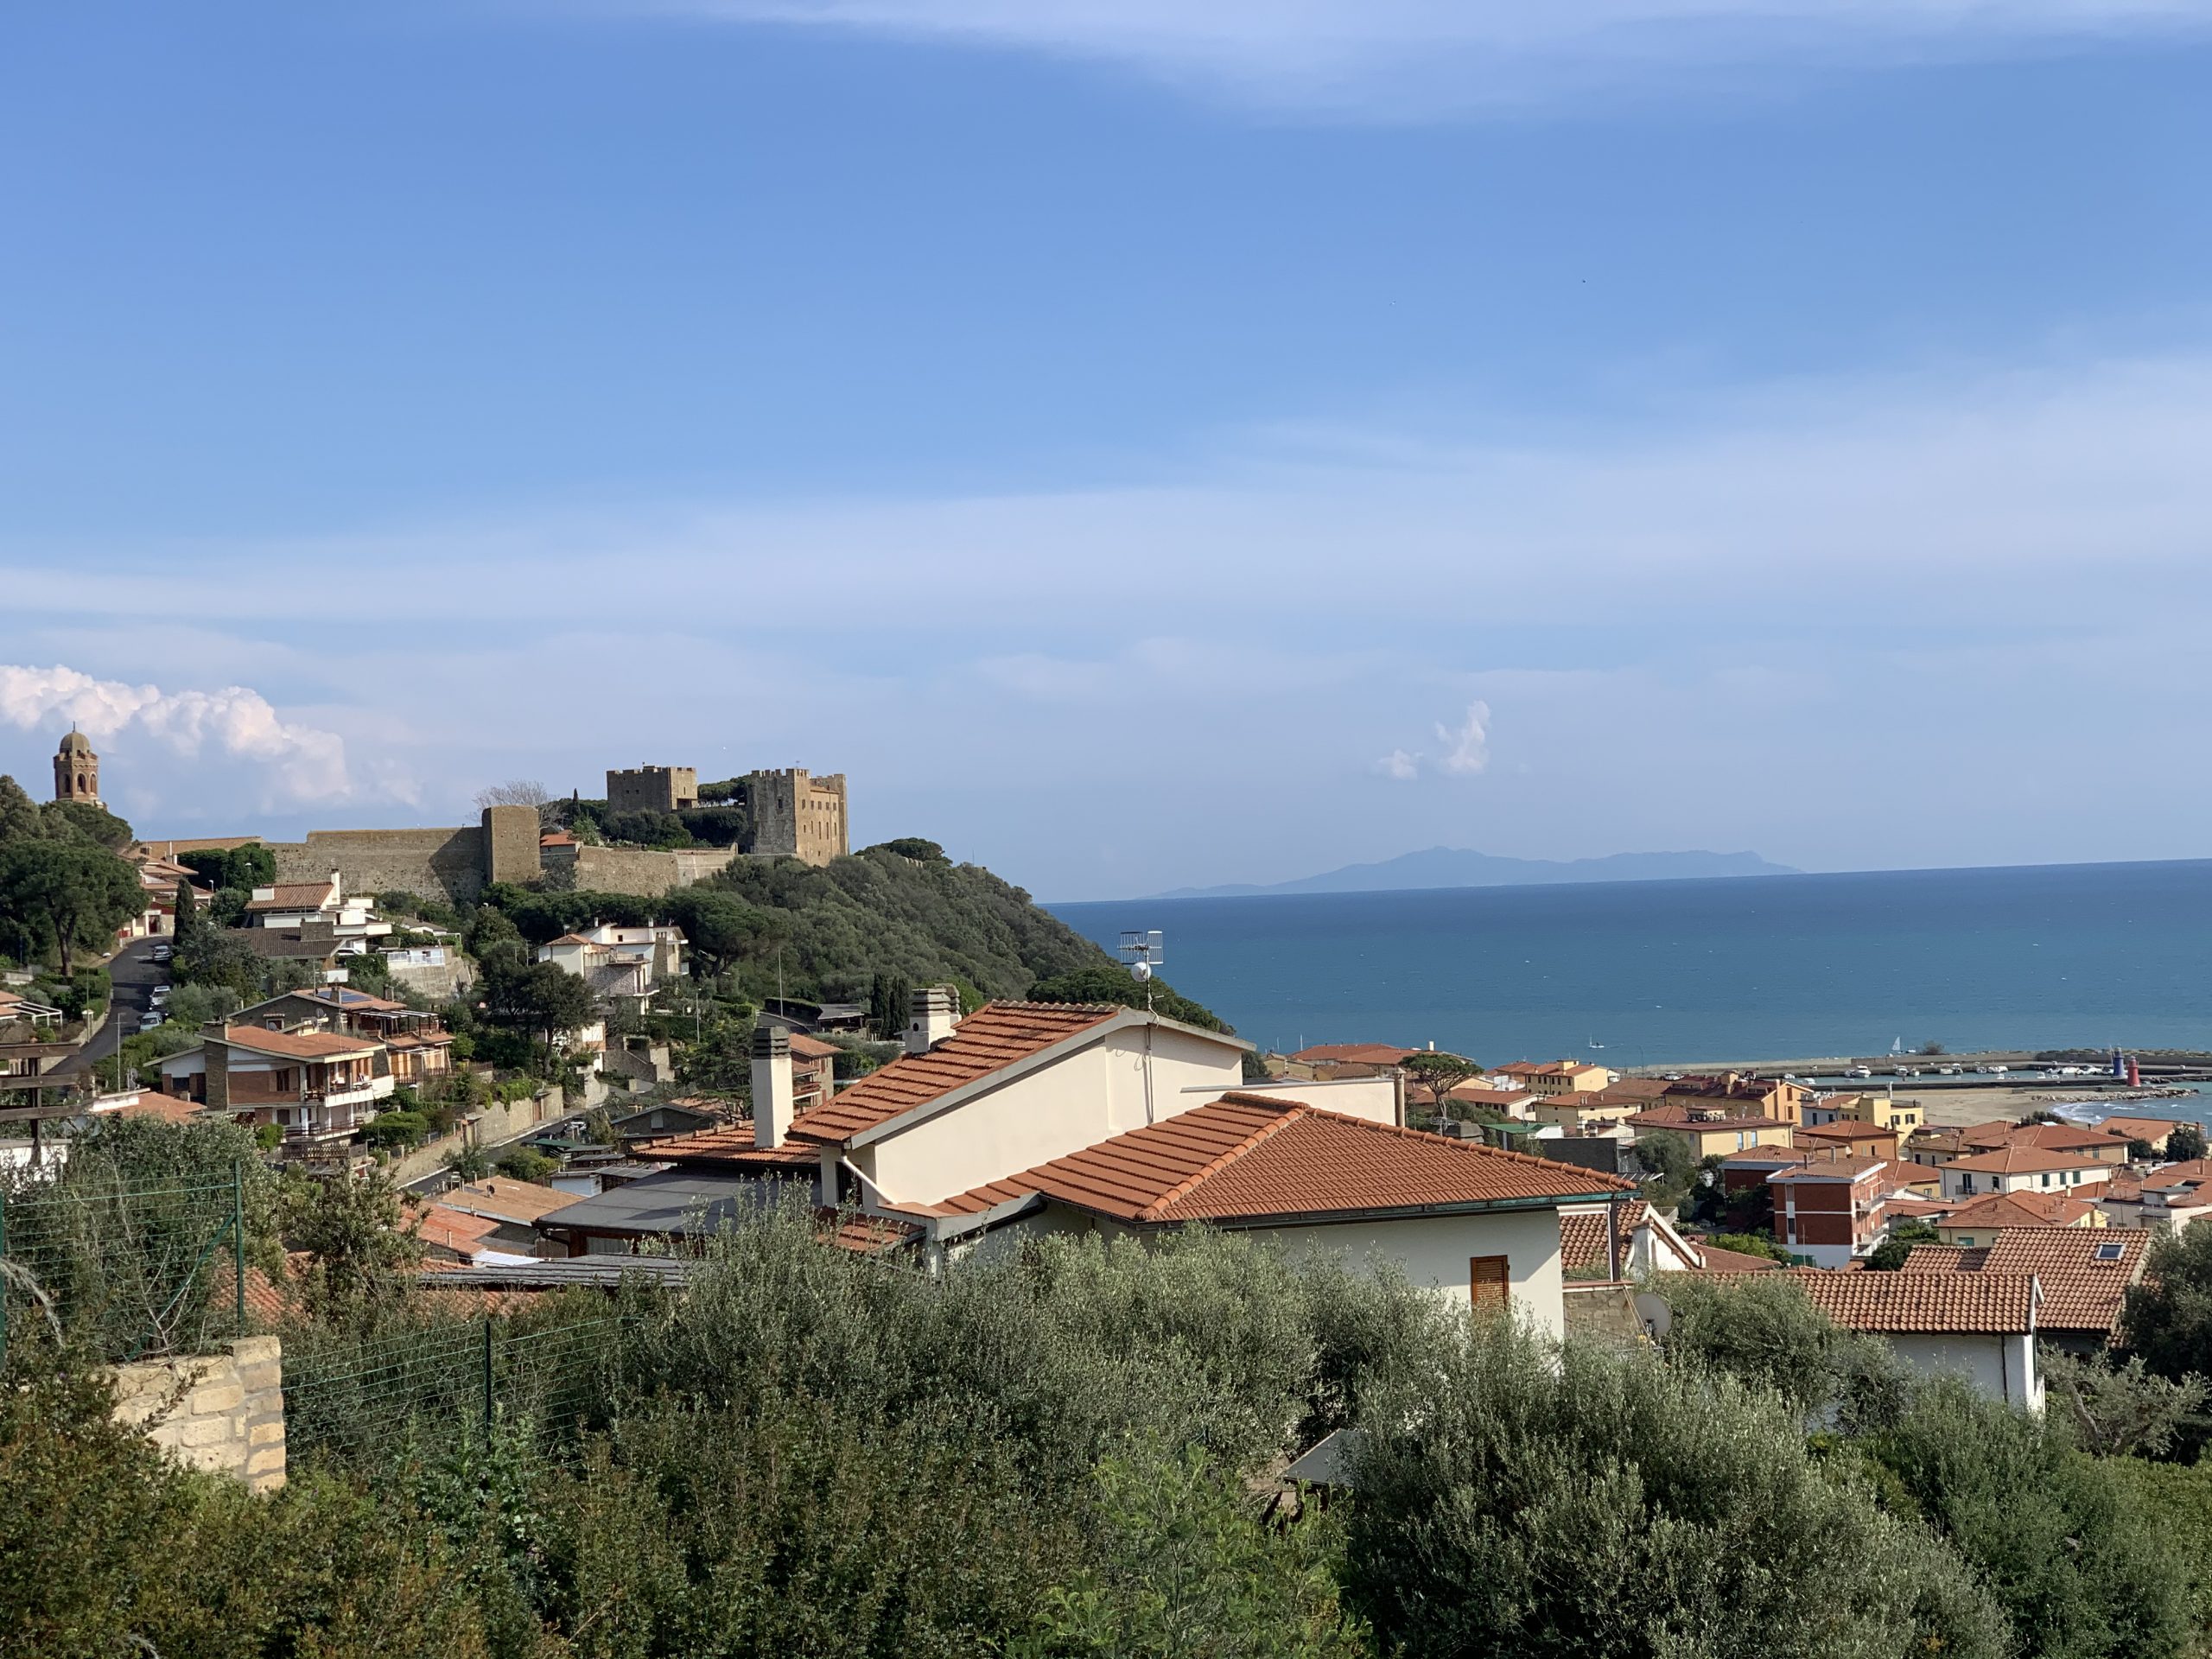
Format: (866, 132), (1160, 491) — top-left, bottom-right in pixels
(1469, 1255), (1510, 1308)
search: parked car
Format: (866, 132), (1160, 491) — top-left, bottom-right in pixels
(149, 986), (170, 1005)
(149, 944), (173, 963)
(137, 1012), (166, 1031)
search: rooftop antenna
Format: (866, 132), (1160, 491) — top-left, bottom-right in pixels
(1118, 929), (1164, 1013)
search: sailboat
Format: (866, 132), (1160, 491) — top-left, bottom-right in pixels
(1889, 1037), (1904, 1057)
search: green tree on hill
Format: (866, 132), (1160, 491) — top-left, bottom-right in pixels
(0, 838), (143, 975)
(1399, 1052), (1479, 1125)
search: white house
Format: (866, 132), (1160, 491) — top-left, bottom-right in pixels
(537, 923), (688, 1004)
(243, 872), (389, 939)
(1735, 1268), (2044, 1411)
(539, 989), (1637, 1339)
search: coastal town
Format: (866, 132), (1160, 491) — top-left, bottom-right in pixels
(8, 722), (2208, 1442)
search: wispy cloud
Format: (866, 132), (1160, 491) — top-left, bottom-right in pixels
(7, 346), (2212, 886)
(0, 664), (354, 806)
(642, 0), (2212, 111)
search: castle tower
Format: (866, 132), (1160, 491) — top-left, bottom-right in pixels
(53, 728), (100, 806)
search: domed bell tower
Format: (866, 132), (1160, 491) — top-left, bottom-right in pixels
(54, 728), (101, 806)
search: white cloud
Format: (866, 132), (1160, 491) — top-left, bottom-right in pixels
(1434, 702), (1492, 775)
(1375, 747), (1421, 781)
(0, 664), (354, 805)
(641, 0), (2212, 111)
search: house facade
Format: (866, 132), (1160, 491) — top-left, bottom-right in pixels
(1768, 1157), (1889, 1268)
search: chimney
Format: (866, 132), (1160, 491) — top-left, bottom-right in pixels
(906, 986), (958, 1057)
(752, 1024), (793, 1150)
(202, 1020), (232, 1111)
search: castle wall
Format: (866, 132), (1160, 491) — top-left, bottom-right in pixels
(482, 805), (542, 886)
(111, 1336), (287, 1493)
(572, 843), (742, 897)
(268, 827), (488, 905)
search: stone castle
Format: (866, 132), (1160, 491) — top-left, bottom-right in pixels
(137, 760), (850, 907)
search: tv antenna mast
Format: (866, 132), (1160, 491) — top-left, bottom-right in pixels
(1118, 930), (1164, 1011)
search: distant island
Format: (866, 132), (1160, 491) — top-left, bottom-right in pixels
(1153, 847), (1801, 899)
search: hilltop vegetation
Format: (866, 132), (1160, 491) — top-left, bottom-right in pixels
(474, 839), (1226, 1030)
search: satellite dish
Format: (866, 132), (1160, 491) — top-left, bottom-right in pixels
(1632, 1291), (1673, 1340)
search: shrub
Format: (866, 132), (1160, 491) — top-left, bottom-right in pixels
(1342, 1325), (2002, 1659)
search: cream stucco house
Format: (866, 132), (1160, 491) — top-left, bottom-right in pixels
(536, 989), (1634, 1336)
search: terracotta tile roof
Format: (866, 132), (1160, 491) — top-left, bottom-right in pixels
(649, 1124), (819, 1169)
(416, 1204), (504, 1258)
(818, 1209), (924, 1255)
(927, 1094), (1632, 1225)
(1901, 1244), (1986, 1273)
(785, 1001), (1126, 1144)
(216, 1025), (383, 1060)
(2139, 1158), (2212, 1192)
(1447, 1084), (1528, 1107)
(1899, 1226), (2147, 1335)
(1560, 1200), (1649, 1273)
(441, 1178), (577, 1225)
(1797, 1122), (1897, 1144)
(1626, 1103), (1790, 1133)
(2097, 1116), (2183, 1147)
(1769, 1157), (1887, 1184)
(1720, 1146), (1811, 1168)
(118, 1091), (202, 1125)
(1978, 1227), (2147, 1333)
(1942, 1145), (2110, 1175)
(788, 1032), (840, 1059)
(1691, 1242), (1785, 1272)
(245, 882), (336, 912)
(296, 987), (409, 1013)
(1961, 1122), (2131, 1154)
(1294, 1042), (1421, 1065)
(1734, 1267), (2042, 1334)
(1941, 1190), (2098, 1231)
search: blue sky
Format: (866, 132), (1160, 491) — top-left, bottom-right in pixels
(4, 2), (2210, 898)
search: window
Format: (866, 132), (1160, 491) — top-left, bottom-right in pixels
(1469, 1255), (1510, 1308)
(2041, 1172), (2052, 1187)
(2094, 1242), (2126, 1262)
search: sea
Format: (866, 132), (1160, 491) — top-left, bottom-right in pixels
(1050, 860), (2212, 1091)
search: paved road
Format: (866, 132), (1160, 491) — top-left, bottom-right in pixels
(54, 935), (170, 1084)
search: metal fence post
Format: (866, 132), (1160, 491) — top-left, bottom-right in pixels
(482, 1314), (496, 1434)
(0, 1186), (10, 1371)
(232, 1160), (246, 1332)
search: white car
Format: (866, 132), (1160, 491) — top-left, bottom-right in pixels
(137, 1012), (166, 1031)
(149, 944), (173, 963)
(149, 986), (170, 1005)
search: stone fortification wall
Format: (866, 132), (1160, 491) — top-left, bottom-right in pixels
(572, 843), (741, 897)
(743, 768), (848, 866)
(110, 1335), (287, 1492)
(269, 826), (489, 905)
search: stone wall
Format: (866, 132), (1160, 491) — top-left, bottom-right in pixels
(742, 768), (847, 865)
(572, 843), (742, 897)
(482, 805), (543, 886)
(110, 1335), (286, 1492)
(1561, 1281), (1651, 1349)
(268, 826), (489, 905)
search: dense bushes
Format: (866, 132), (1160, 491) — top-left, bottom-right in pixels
(9, 1185), (2208, 1657)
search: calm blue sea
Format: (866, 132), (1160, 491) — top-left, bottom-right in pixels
(1049, 861), (2212, 1069)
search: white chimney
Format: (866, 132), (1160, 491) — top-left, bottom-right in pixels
(906, 986), (958, 1056)
(752, 1025), (794, 1150)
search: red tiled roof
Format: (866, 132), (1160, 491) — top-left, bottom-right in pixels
(1940, 1190), (2097, 1231)
(1961, 1122), (2132, 1155)
(1900, 1226), (2147, 1335)
(1292, 1043), (1421, 1065)
(1742, 1267), (2041, 1334)
(1978, 1227), (2147, 1333)
(245, 882), (335, 912)
(1796, 1122), (1897, 1144)
(1691, 1242), (1785, 1272)
(650, 1124), (818, 1169)
(1769, 1157), (1887, 1184)
(785, 1001), (1126, 1143)
(416, 1204), (503, 1257)
(1560, 1200), (1650, 1273)
(926, 1094), (1631, 1225)
(2097, 1116), (2182, 1147)
(817, 1209), (924, 1255)
(788, 1032), (840, 1059)
(441, 1178), (575, 1225)
(1627, 1103), (1789, 1133)
(217, 1025), (382, 1060)
(1942, 1145), (2109, 1175)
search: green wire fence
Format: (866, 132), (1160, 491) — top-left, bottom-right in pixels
(283, 1312), (631, 1466)
(0, 1160), (247, 1368)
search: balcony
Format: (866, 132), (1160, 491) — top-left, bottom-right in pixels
(317, 1074), (397, 1111)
